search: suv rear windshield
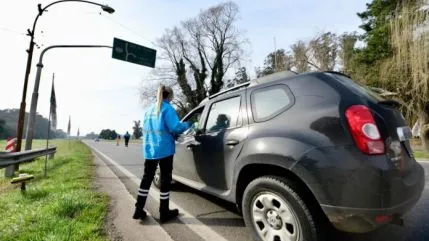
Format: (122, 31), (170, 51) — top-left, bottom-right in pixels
(325, 73), (385, 102)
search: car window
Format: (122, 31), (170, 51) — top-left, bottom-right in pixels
(205, 96), (241, 133)
(325, 73), (385, 102)
(184, 109), (203, 124)
(182, 107), (204, 136)
(251, 85), (293, 122)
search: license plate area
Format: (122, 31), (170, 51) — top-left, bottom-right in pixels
(397, 126), (413, 158)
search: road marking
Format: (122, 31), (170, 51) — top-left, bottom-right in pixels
(89, 144), (229, 241)
(92, 152), (175, 241)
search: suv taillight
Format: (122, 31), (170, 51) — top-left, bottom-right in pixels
(345, 105), (385, 155)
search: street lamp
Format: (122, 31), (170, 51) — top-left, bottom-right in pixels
(24, 45), (113, 150)
(101, 5), (115, 14)
(16, 1), (115, 152)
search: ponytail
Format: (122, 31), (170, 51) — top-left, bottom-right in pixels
(156, 85), (165, 117)
(156, 85), (174, 117)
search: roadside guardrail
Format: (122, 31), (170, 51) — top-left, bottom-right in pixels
(0, 147), (57, 177)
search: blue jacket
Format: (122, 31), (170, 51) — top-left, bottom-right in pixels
(143, 101), (190, 160)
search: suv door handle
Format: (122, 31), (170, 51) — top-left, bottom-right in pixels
(226, 140), (239, 146)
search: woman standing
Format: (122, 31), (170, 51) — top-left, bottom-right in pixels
(133, 85), (191, 223)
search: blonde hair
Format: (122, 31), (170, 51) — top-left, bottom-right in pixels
(156, 85), (174, 116)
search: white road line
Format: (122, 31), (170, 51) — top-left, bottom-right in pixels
(89, 144), (229, 241)
(92, 152), (175, 241)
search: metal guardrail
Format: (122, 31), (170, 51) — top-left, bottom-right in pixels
(0, 147), (57, 177)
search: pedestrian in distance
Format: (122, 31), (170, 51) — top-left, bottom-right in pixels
(116, 134), (121, 146)
(124, 131), (131, 147)
(133, 84), (191, 223)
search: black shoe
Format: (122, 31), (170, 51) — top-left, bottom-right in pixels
(132, 209), (147, 220)
(160, 209), (179, 223)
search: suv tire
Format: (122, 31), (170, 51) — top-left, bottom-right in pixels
(153, 166), (161, 189)
(153, 166), (176, 189)
(242, 176), (324, 241)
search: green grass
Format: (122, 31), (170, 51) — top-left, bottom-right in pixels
(414, 150), (429, 159)
(0, 140), (109, 241)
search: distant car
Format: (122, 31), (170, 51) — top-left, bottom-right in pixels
(94, 138), (99, 142)
(154, 71), (425, 241)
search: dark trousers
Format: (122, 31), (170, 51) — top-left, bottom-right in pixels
(124, 138), (130, 146)
(135, 155), (173, 213)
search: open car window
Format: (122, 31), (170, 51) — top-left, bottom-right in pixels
(181, 107), (204, 136)
(205, 96), (242, 133)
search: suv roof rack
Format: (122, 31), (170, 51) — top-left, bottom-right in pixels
(323, 71), (352, 78)
(250, 70), (298, 86)
(208, 82), (251, 99)
(206, 70), (298, 100)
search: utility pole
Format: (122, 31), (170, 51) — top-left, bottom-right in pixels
(16, 1), (114, 153)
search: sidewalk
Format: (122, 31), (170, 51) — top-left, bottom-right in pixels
(93, 154), (174, 241)
(417, 158), (429, 162)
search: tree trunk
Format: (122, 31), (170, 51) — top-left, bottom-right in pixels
(209, 55), (224, 95)
(175, 59), (195, 107)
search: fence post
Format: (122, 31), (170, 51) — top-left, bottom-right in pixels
(4, 138), (17, 177)
(5, 165), (15, 177)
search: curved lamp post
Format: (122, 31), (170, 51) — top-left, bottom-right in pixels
(24, 45), (113, 150)
(16, 0), (114, 152)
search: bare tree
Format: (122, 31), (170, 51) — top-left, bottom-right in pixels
(309, 32), (338, 71)
(144, 1), (247, 111)
(267, 49), (293, 72)
(181, 19), (208, 103)
(291, 41), (310, 73)
(198, 1), (245, 94)
(139, 74), (191, 118)
(256, 49), (293, 77)
(338, 32), (358, 74)
(156, 28), (197, 108)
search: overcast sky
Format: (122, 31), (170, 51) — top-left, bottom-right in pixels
(0, 0), (369, 136)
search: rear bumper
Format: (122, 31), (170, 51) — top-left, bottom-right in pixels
(295, 146), (425, 233)
(321, 191), (422, 233)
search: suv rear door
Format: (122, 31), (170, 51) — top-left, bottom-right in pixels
(326, 72), (415, 170)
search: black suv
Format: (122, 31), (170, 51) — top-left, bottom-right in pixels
(154, 71), (425, 241)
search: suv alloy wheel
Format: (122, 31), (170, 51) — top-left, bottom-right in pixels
(153, 166), (161, 189)
(242, 176), (324, 241)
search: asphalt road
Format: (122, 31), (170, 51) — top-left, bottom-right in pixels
(85, 140), (429, 241)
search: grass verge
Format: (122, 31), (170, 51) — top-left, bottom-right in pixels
(414, 150), (429, 159)
(0, 140), (109, 241)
